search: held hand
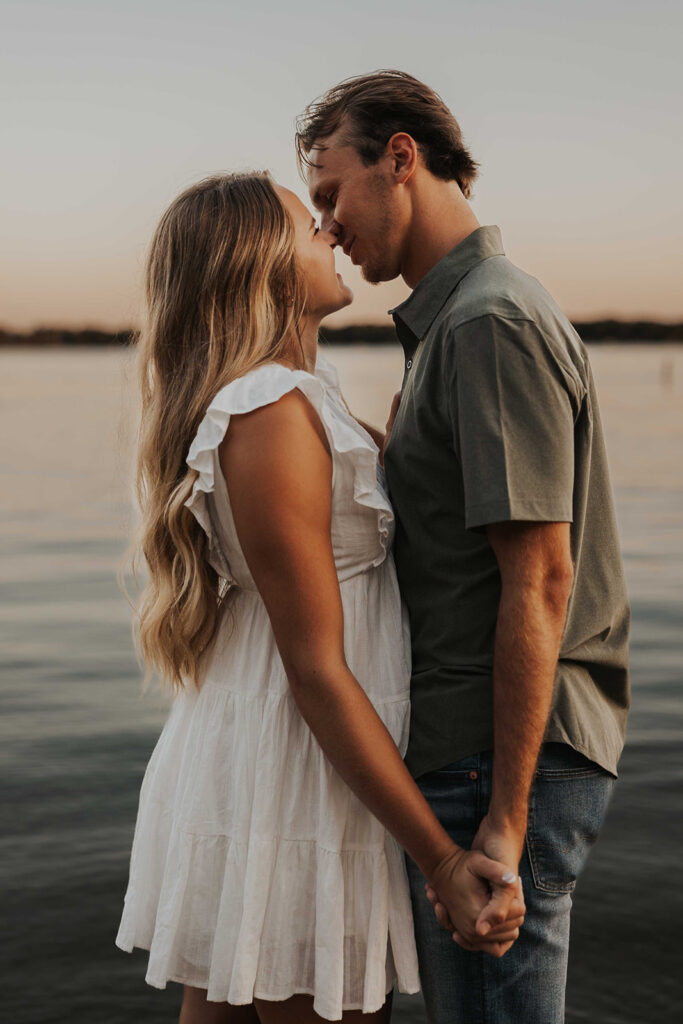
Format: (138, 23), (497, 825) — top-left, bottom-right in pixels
(425, 874), (525, 956)
(378, 391), (401, 467)
(470, 813), (526, 939)
(427, 848), (525, 958)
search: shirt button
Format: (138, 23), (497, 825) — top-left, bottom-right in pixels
(469, 771), (478, 780)
(406, 359), (413, 369)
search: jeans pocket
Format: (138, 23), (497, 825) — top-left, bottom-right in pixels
(534, 742), (611, 781)
(526, 758), (616, 894)
(416, 757), (482, 846)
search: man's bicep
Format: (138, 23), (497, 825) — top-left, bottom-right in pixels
(485, 520), (574, 586)
(450, 316), (576, 533)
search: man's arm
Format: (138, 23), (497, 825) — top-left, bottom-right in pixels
(426, 517), (572, 946)
(472, 519), (574, 922)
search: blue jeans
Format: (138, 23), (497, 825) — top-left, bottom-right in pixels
(405, 742), (616, 1024)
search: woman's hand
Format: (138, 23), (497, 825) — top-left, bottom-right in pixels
(379, 391), (401, 467)
(426, 848), (526, 957)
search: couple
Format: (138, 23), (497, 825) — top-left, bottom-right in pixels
(116, 71), (630, 1023)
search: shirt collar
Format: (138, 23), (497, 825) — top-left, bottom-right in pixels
(389, 225), (505, 351)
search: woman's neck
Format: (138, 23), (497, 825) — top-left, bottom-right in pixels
(281, 316), (320, 374)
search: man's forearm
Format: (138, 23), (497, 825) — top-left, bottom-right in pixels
(488, 577), (572, 848)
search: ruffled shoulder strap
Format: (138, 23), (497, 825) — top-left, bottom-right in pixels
(183, 363), (318, 578)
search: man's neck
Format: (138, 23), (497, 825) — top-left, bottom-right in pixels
(400, 184), (481, 290)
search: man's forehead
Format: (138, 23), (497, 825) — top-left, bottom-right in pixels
(307, 147), (335, 193)
(307, 142), (355, 201)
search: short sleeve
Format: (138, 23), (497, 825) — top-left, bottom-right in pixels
(449, 314), (579, 533)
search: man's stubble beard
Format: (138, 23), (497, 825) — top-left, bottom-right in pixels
(358, 174), (401, 285)
(359, 249), (402, 285)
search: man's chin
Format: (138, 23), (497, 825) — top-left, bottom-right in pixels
(360, 260), (399, 285)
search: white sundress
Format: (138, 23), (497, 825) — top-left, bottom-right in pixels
(115, 350), (421, 1020)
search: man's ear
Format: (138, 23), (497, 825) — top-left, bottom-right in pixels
(386, 133), (418, 184)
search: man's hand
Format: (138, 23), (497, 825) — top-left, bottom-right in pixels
(472, 813), (525, 869)
(427, 847), (525, 957)
(470, 813), (526, 938)
(378, 390), (401, 467)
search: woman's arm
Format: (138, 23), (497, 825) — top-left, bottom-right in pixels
(218, 389), (524, 953)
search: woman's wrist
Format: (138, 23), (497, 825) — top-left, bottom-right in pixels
(418, 836), (465, 884)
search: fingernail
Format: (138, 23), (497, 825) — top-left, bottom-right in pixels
(479, 921), (491, 935)
(502, 871), (517, 884)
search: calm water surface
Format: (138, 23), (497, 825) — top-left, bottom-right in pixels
(1, 344), (681, 1023)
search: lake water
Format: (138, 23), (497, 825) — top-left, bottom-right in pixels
(1, 344), (682, 1023)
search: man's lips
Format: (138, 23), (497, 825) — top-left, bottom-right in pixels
(342, 237), (356, 259)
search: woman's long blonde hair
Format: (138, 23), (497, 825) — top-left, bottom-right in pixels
(122, 172), (307, 693)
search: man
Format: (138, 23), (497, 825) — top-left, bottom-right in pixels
(296, 70), (630, 1023)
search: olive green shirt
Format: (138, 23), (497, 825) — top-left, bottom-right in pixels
(383, 225), (630, 779)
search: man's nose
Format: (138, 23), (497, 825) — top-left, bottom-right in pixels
(321, 211), (341, 242)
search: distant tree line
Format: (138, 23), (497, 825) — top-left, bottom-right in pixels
(1, 320), (683, 347)
(319, 321), (683, 344)
(0, 327), (137, 347)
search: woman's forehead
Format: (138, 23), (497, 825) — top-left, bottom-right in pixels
(274, 184), (310, 223)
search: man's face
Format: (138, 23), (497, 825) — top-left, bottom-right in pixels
(307, 131), (406, 285)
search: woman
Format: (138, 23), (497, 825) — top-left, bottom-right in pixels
(115, 172), (524, 1023)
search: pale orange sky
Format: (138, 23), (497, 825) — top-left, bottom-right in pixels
(2, 0), (681, 330)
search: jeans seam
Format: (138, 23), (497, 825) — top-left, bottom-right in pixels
(527, 787), (564, 894)
(477, 941), (487, 1024)
(535, 768), (606, 780)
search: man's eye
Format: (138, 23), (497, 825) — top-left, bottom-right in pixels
(327, 192), (337, 206)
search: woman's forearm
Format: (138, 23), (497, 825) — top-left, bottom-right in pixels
(287, 663), (456, 880)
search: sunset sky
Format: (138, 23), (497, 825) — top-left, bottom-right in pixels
(2, 0), (681, 329)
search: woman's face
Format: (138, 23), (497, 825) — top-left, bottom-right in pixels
(275, 185), (353, 319)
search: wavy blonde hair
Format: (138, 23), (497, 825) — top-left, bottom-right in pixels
(121, 172), (307, 693)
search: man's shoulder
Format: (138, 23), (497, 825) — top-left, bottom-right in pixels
(433, 256), (588, 387)
(438, 255), (556, 330)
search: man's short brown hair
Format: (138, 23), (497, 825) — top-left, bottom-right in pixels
(295, 69), (479, 198)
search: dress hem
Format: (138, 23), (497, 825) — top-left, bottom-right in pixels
(117, 939), (421, 1020)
